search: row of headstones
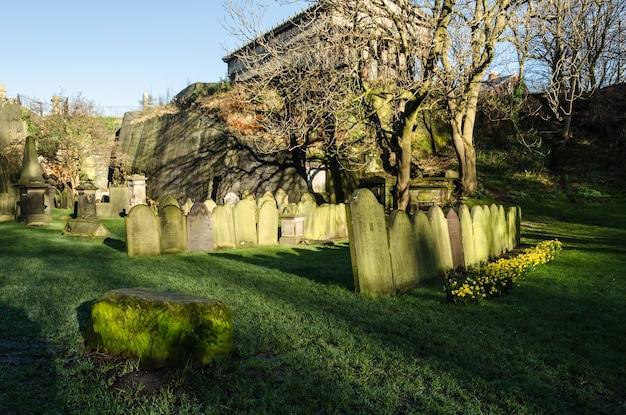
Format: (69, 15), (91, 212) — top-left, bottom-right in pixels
(347, 188), (521, 297)
(125, 191), (350, 256)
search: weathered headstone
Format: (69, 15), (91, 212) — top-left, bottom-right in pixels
(187, 202), (214, 252)
(159, 204), (188, 254)
(203, 199), (217, 212)
(312, 204), (331, 240)
(86, 288), (233, 369)
(483, 205), (495, 259)
(0, 193), (16, 222)
(495, 204), (508, 255)
(279, 215), (305, 245)
(257, 200), (279, 246)
(297, 198), (317, 240)
(506, 206), (521, 251)
(327, 203), (339, 240)
(60, 187), (75, 210)
(212, 205), (236, 250)
(428, 206), (454, 272)
(388, 209), (419, 292)
(413, 211), (438, 281)
(233, 199), (257, 248)
(127, 174), (147, 206)
(275, 188), (289, 214)
(108, 186), (130, 217)
(458, 204), (477, 267)
(257, 192), (276, 209)
(446, 208), (465, 269)
(64, 180), (109, 238)
(347, 189), (394, 297)
(159, 194), (180, 209)
(337, 203), (349, 238)
(471, 206), (489, 264)
(182, 197), (194, 215)
(282, 203), (298, 216)
(223, 192), (240, 208)
(15, 136), (49, 226)
(125, 204), (161, 256)
(241, 189), (256, 202)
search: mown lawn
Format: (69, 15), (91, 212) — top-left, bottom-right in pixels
(0, 198), (624, 414)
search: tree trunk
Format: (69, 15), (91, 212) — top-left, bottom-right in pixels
(395, 105), (420, 211)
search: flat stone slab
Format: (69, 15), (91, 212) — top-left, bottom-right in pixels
(86, 288), (233, 368)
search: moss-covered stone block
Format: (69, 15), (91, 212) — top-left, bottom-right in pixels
(86, 288), (233, 368)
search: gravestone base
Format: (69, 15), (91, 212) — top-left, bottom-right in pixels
(63, 218), (109, 238)
(279, 235), (303, 245)
(86, 288), (233, 369)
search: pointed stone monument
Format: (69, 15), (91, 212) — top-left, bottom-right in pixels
(15, 136), (50, 226)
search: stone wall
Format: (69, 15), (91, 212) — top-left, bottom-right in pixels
(116, 106), (309, 206)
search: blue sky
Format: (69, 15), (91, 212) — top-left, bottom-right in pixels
(1, 1), (307, 115)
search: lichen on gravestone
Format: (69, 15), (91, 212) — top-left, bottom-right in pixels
(86, 288), (233, 369)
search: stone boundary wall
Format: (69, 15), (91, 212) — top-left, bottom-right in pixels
(125, 191), (350, 256)
(348, 188), (521, 297)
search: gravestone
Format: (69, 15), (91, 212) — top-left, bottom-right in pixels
(495, 205), (508, 255)
(275, 188), (289, 214)
(159, 194), (179, 209)
(482, 205), (495, 259)
(241, 189), (255, 202)
(127, 174), (147, 206)
(182, 198), (194, 215)
(428, 206), (454, 272)
(257, 192), (276, 209)
(506, 206), (521, 251)
(446, 208), (465, 269)
(257, 200), (279, 246)
(471, 206), (489, 263)
(187, 202), (214, 252)
(337, 203), (349, 238)
(108, 186), (130, 217)
(0, 193), (15, 222)
(312, 204), (330, 240)
(60, 187), (75, 210)
(203, 199), (217, 212)
(388, 210), (419, 292)
(347, 189), (394, 297)
(233, 199), (257, 248)
(282, 203), (298, 216)
(212, 205), (236, 250)
(298, 198), (317, 240)
(458, 204), (477, 267)
(86, 288), (233, 369)
(279, 215), (305, 245)
(159, 204), (188, 254)
(327, 203), (339, 240)
(223, 192), (240, 208)
(64, 180), (109, 238)
(15, 136), (49, 226)
(126, 204), (161, 256)
(413, 211), (438, 281)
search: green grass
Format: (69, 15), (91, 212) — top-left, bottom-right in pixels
(1, 201), (625, 414)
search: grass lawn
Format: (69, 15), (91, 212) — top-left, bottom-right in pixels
(0, 196), (625, 414)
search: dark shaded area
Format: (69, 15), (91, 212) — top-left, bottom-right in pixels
(0, 302), (60, 414)
(212, 243), (354, 289)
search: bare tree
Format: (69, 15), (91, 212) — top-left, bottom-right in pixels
(224, 0), (523, 202)
(224, 0), (442, 208)
(524, 0), (626, 141)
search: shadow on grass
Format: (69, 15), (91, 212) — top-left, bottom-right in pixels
(103, 237), (126, 253)
(211, 242), (355, 290)
(0, 302), (61, 414)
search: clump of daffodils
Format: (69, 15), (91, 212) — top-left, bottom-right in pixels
(445, 240), (563, 304)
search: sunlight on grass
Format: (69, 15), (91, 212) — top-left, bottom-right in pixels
(0, 203), (625, 414)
